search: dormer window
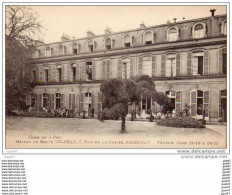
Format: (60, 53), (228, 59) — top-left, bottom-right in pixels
(58, 45), (63, 55)
(167, 27), (179, 42)
(105, 37), (112, 50)
(88, 40), (95, 52)
(123, 34), (132, 47)
(72, 43), (78, 54)
(221, 20), (227, 35)
(34, 50), (40, 58)
(192, 23), (206, 39)
(45, 47), (53, 57)
(143, 31), (154, 45)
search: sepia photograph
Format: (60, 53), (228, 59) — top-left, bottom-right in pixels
(5, 5), (227, 149)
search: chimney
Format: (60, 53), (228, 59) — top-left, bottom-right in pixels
(35, 38), (44, 46)
(87, 30), (95, 37)
(61, 33), (70, 42)
(104, 26), (112, 34)
(140, 22), (146, 29)
(173, 18), (177, 23)
(210, 9), (216, 17)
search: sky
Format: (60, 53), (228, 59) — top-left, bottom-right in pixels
(28, 5), (227, 44)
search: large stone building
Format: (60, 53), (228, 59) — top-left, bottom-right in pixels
(27, 10), (227, 122)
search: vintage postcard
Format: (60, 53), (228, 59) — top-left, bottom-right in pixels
(4, 5), (228, 151)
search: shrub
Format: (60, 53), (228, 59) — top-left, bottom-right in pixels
(19, 111), (55, 118)
(157, 117), (205, 128)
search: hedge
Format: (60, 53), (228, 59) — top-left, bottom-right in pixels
(156, 117), (205, 128)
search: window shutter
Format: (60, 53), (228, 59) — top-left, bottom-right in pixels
(76, 64), (80, 81)
(175, 91), (181, 112)
(80, 93), (84, 112)
(190, 90), (197, 116)
(203, 90), (210, 118)
(187, 52), (192, 75)
(72, 94), (75, 110)
(130, 57), (134, 78)
(102, 60), (106, 80)
(80, 62), (86, 81)
(218, 90), (222, 118)
(61, 66), (65, 81)
(161, 54), (166, 77)
(106, 60), (110, 79)
(138, 56), (143, 76)
(152, 55), (156, 77)
(118, 59), (122, 79)
(98, 92), (102, 112)
(192, 57), (198, 75)
(39, 66), (44, 82)
(219, 48), (223, 74)
(35, 94), (38, 111)
(91, 93), (94, 110)
(38, 94), (42, 111)
(61, 94), (65, 108)
(92, 61), (96, 80)
(48, 66), (52, 82)
(176, 53), (180, 76)
(66, 64), (70, 81)
(203, 50), (209, 75)
(47, 94), (51, 109)
(26, 94), (31, 106)
(51, 94), (55, 110)
(70, 65), (73, 81)
(52, 66), (56, 82)
(69, 94), (72, 109)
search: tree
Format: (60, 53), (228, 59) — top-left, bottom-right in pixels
(100, 75), (170, 133)
(5, 6), (43, 114)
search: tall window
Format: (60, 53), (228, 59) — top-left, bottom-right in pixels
(196, 90), (203, 115)
(122, 62), (130, 79)
(44, 69), (49, 83)
(193, 23), (205, 39)
(43, 93), (48, 108)
(167, 27), (178, 42)
(219, 90), (227, 122)
(55, 93), (61, 109)
(124, 35), (131, 47)
(72, 67), (76, 81)
(72, 43), (78, 54)
(192, 52), (204, 75)
(191, 90), (209, 118)
(165, 91), (176, 111)
(86, 62), (92, 81)
(105, 38), (112, 50)
(57, 68), (62, 82)
(31, 94), (35, 108)
(143, 57), (152, 76)
(144, 31), (153, 45)
(32, 70), (36, 82)
(166, 54), (176, 77)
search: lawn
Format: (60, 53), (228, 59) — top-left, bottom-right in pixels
(5, 117), (226, 149)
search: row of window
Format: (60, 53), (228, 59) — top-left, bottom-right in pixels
(32, 48), (227, 83)
(35, 20), (227, 58)
(27, 89), (227, 121)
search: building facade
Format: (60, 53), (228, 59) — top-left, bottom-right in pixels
(27, 12), (227, 122)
